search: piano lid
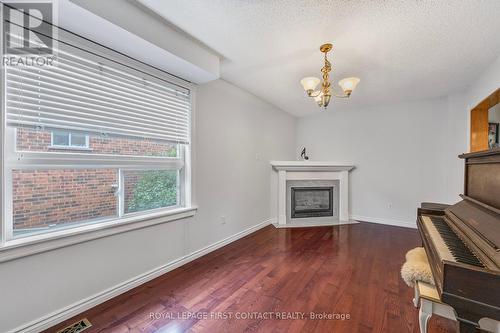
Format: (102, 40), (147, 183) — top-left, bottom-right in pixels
(447, 200), (500, 252)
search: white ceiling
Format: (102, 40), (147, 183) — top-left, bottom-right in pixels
(139, 0), (500, 117)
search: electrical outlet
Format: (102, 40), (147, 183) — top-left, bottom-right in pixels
(220, 215), (227, 225)
(255, 153), (261, 161)
(387, 203), (393, 209)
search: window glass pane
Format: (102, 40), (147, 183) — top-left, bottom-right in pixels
(124, 170), (179, 214)
(71, 133), (87, 147)
(12, 168), (118, 238)
(17, 128), (178, 157)
(52, 131), (69, 146)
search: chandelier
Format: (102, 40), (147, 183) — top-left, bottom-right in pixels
(300, 43), (360, 109)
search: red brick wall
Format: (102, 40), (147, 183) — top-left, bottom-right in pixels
(16, 128), (177, 156)
(13, 169), (116, 230)
(12, 128), (177, 233)
(16, 128), (51, 151)
(90, 136), (176, 156)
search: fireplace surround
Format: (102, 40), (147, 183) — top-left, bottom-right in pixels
(270, 161), (355, 227)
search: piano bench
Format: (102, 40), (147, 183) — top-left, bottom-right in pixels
(416, 281), (457, 333)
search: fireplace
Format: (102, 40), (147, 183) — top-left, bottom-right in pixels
(291, 187), (334, 218)
(271, 161), (353, 226)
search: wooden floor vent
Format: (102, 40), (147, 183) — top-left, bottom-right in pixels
(56, 318), (92, 333)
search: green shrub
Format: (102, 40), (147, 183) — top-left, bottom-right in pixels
(128, 170), (177, 212)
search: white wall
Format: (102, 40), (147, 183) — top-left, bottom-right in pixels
(293, 55), (500, 228)
(0, 79), (296, 332)
(188, 80), (296, 250)
(466, 54), (500, 110)
(489, 104), (500, 123)
(296, 96), (467, 227)
(442, 93), (468, 201)
(465, 54), (500, 149)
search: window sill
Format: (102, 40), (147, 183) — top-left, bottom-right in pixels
(48, 145), (93, 151)
(0, 206), (197, 263)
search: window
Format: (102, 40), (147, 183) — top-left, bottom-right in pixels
(51, 131), (89, 148)
(123, 169), (180, 214)
(1, 15), (192, 243)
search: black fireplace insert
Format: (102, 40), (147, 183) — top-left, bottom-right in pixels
(291, 186), (334, 218)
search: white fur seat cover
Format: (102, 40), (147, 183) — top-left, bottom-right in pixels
(401, 247), (434, 287)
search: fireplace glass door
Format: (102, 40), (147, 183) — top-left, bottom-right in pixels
(291, 187), (334, 218)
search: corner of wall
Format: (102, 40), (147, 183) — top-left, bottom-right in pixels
(466, 54), (500, 109)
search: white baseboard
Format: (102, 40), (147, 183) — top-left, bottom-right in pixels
(350, 214), (416, 229)
(10, 219), (273, 333)
(272, 219), (358, 228)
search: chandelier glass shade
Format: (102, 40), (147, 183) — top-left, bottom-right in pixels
(300, 43), (359, 109)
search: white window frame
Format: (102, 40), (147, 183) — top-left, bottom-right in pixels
(5, 132), (186, 237)
(0, 24), (196, 262)
(50, 131), (90, 149)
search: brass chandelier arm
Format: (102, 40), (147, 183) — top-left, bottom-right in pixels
(331, 91), (351, 99)
(307, 89), (349, 99)
(307, 90), (323, 98)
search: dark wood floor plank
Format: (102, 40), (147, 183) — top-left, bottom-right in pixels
(45, 222), (456, 333)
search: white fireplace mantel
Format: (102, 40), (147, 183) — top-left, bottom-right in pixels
(270, 161), (355, 172)
(270, 161), (355, 226)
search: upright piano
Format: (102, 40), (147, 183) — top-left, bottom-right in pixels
(417, 148), (500, 332)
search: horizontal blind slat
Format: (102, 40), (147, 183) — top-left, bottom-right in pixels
(6, 31), (190, 96)
(6, 88), (188, 124)
(8, 114), (188, 143)
(56, 55), (187, 102)
(8, 67), (191, 115)
(6, 108), (188, 137)
(6, 101), (189, 135)
(7, 73), (189, 120)
(16, 64), (191, 109)
(6, 39), (191, 144)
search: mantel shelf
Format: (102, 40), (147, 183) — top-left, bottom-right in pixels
(270, 161), (355, 172)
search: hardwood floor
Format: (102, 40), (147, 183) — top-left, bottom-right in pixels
(46, 222), (456, 333)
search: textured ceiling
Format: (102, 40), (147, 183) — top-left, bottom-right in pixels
(139, 0), (500, 117)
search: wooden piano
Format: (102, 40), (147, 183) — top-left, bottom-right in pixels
(417, 148), (500, 332)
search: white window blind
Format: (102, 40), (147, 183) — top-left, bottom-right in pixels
(5, 37), (191, 144)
